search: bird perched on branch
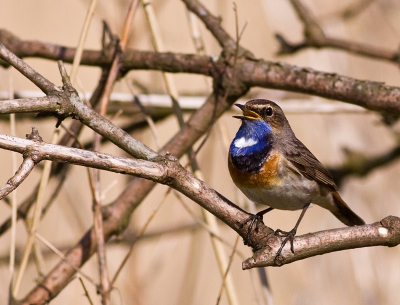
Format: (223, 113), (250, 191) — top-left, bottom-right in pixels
(228, 99), (364, 256)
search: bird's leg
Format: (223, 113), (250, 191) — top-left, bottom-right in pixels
(240, 207), (274, 244)
(275, 203), (310, 257)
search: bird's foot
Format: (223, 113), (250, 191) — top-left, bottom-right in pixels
(240, 213), (264, 245)
(274, 227), (297, 258)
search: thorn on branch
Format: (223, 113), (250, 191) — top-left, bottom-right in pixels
(26, 127), (43, 142)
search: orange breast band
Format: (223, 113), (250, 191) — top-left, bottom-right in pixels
(228, 153), (281, 189)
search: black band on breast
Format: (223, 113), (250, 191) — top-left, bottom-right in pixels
(230, 146), (270, 173)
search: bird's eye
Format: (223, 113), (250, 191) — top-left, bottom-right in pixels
(265, 107), (273, 116)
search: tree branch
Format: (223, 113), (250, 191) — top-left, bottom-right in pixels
(328, 144), (400, 187)
(243, 216), (400, 268)
(0, 134), (167, 181)
(2, 27), (400, 115)
(0, 29), (214, 76)
(0, 157), (35, 200)
(181, 0), (236, 51)
(275, 0), (400, 64)
(0, 43), (60, 94)
(0, 96), (61, 114)
(4, 132), (399, 274)
(0, 1), (397, 302)
(244, 60), (400, 114)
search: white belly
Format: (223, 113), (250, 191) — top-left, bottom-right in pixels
(238, 173), (320, 211)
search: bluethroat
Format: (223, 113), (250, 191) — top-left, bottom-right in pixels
(228, 99), (365, 256)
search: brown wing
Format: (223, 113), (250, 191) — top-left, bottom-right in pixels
(281, 137), (338, 191)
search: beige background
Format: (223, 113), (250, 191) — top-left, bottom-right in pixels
(1, 0), (400, 304)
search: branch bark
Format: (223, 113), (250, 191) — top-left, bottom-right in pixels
(2, 28), (400, 114)
(275, 0), (400, 64)
(243, 216), (400, 268)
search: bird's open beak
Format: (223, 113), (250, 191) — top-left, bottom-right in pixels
(233, 103), (261, 120)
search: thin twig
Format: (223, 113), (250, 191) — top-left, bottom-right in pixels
(145, 2), (240, 304)
(275, 0), (400, 64)
(70, 0), (100, 85)
(89, 167), (110, 305)
(217, 117), (274, 305)
(216, 235), (240, 305)
(78, 277), (95, 305)
(0, 157), (36, 200)
(175, 191), (247, 260)
(181, 0), (238, 52)
(8, 72), (18, 303)
(110, 187), (170, 285)
(58, 61), (159, 160)
(125, 79), (162, 149)
(141, 0), (185, 127)
(0, 43), (60, 94)
(13, 129), (59, 297)
(35, 233), (97, 286)
(84, 6), (140, 298)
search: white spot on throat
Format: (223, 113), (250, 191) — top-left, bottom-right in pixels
(234, 137), (258, 148)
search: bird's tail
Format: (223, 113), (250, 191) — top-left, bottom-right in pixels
(331, 192), (365, 226)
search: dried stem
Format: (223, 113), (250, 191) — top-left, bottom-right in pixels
(90, 6), (140, 302)
(79, 277), (95, 305)
(13, 130), (59, 297)
(110, 187), (169, 285)
(35, 233), (96, 285)
(8, 73), (18, 300)
(70, 0), (100, 85)
(216, 235), (240, 305)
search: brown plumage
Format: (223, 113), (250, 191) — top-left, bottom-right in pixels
(228, 99), (364, 254)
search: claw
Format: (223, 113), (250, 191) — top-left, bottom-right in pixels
(275, 228), (297, 255)
(273, 203), (310, 261)
(240, 214), (263, 244)
(240, 207), (274, 245)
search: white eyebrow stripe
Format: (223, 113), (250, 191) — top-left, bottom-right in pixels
(234, 137), (258, 148)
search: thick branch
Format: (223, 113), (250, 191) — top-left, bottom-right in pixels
(0, 134), (166, 181)
(2, 28), (400, 114)
(0, 50), (159, 160)
(0, 73), (108, 238)
(0, 96), (61, 114)
(243, 216), (400, 268)
(19, 90), (249, 305)
(244, 60), (400, 114)
(0, 29), (214, 76)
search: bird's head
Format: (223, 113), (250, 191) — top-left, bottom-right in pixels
(233, 99), (288, 132)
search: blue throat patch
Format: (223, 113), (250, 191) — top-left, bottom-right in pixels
(229, 119), (273, 173)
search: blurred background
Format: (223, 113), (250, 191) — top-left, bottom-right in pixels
(1, 0), (400, 304)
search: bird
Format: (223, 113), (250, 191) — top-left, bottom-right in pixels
(228, 99), (365, 256)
